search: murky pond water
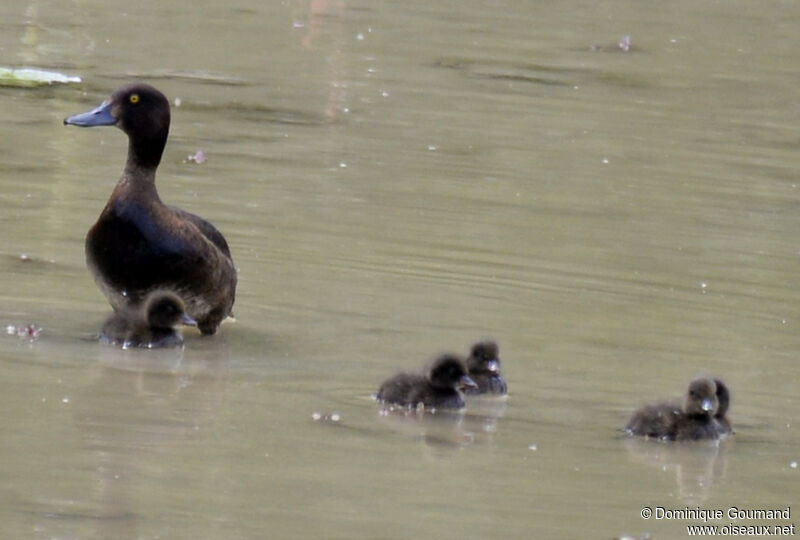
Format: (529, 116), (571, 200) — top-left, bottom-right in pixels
(1, 0), (799, 538)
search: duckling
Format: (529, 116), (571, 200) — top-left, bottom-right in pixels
(101, 291), (195, 348)
(377, 354), (477, 410)
(625, 378), (732, 441)
(464, 340), (507, 396)
(64, 83), (236, 335)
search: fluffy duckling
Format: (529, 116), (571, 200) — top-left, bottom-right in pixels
(464, 340), (507, 396)
(64, 83), (237, 335)
(101, 291), (195, 348)
(377, 354), (477, 410)
(625, 378), (732, 441)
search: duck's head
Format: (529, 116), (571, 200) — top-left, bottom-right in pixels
(64, 83), (171, 169)
(144, 291), (196, 329)
(466, 340), (501, 375)
(683, 378), (719, 418)
(428, 354), (477, 391)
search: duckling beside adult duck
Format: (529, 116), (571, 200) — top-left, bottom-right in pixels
(625, 378), (732, 441)
(101, 290), (196, 348)
(377, 354), (478, 411)
(64, 83), (236, 335)
(464, 340), (507, 396)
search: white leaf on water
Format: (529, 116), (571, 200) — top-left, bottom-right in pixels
(0, 67), (81, 87)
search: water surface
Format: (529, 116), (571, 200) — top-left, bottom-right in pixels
(1, 0), (799, 538)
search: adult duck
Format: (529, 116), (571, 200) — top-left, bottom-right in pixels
(64, 83), (236, 334)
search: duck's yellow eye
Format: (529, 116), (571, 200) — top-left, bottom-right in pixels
(129, 94), (140, 104)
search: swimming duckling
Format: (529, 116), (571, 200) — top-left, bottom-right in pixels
(64, 83), (237, 335)
(101, 291), (195, 348)
(377, 354), (477, 410)
(625, 378), (732, 441)
(464, 340), (507, 396)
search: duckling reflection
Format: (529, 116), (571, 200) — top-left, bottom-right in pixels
(64, 84), (237, 335)
(100, 291), (195, 349)
(63, 339), (229, 539)
(625, 378), (732, 441)
(376, 354), (477, 411)
(623, 436), (730, 504)
(464, 340), (507, 396)
(377, 407), (475, 456)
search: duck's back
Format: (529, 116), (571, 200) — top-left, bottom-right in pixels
(171, 206), (233, 258)
(377, 373), (424, 406)
(625, 403), (681, 439)
(100, 312), (135, 346)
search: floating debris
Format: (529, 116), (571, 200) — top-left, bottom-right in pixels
(528, 443), (537, 451)
(312, 411), (341, 424)
(590, 35), (633, 53)
(791, 461), (798, 469)
(6, 323), (42, 340)
(0, 67), (81, 88)
(185, 150), (206, 164)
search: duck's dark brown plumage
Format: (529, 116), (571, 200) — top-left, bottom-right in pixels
(377, 354), (478, 410)
(625, 378), (732, 441)
(464, 340), (507, 396)
(64, 83), (236, 334)
(101, 290), (194, 348)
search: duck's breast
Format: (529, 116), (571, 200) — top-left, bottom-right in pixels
(86, 199), (205, 299)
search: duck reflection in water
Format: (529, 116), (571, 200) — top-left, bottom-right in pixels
(623, 435), (730, 503)
(48, 339), (231, 540)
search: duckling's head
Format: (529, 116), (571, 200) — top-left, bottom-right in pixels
(428, 354), (477, 391)
(144, 292), (195, 329)
(64, 83), (171, 168)
(683, 378), (719, 417)
(466, 340), (501, 375)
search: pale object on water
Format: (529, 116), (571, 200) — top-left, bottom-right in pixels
(0, 67), (81, 87)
